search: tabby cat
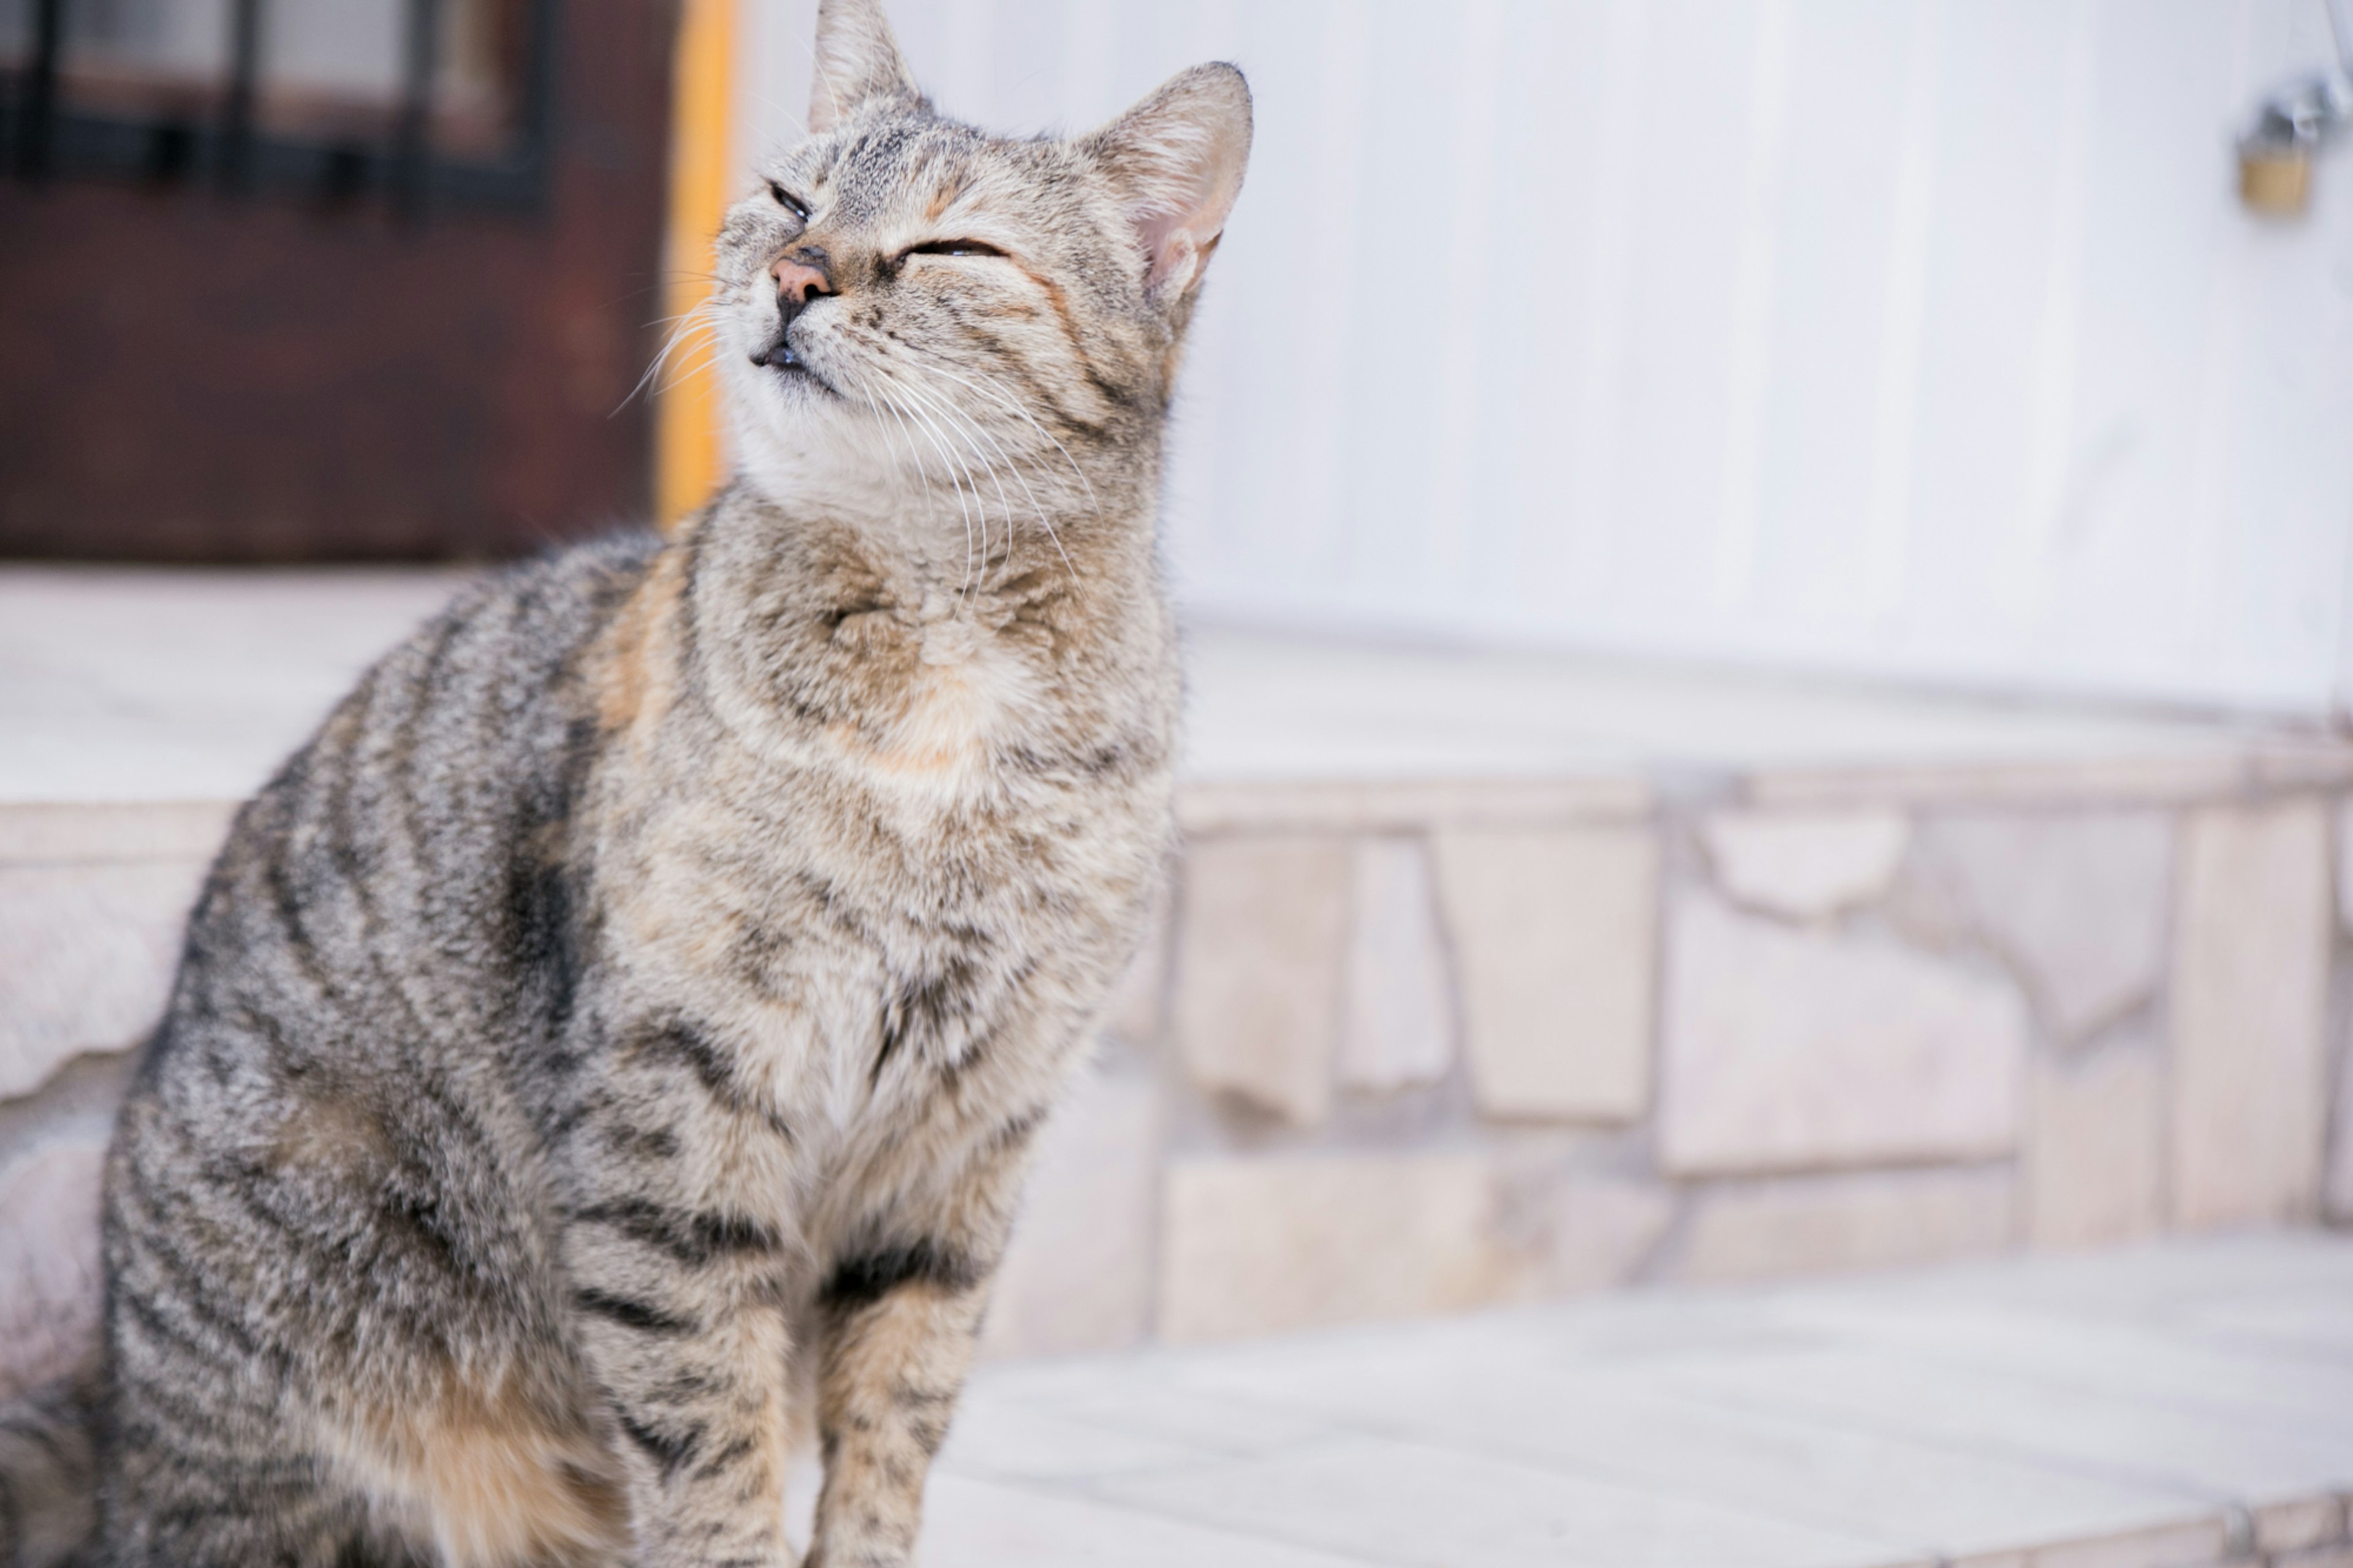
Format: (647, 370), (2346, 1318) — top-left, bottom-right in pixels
(0, 3), (1250, 1563)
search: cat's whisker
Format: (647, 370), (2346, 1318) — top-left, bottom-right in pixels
(893, 376), (1053, 581)
(898, 387), (995, 583)
(896, 374), (1076, 581)
(651, 338), (720, 402)
(862, 385), (949, 569)
(879, 373), (991, 594)
(619, 303), (723, 415)
(897, 369), (1082, 578)
(904, 358), (1107, 526)
(866, 348), (1012, 586)
(873, 385), (977, 596)
(882, 393), (976, 596)
(865, 342), (1051, 536)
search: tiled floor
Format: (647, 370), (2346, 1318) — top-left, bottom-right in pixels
(913, 1233), (2353, 1568)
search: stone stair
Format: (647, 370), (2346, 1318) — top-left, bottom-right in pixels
(7, 566), (2353, 1400)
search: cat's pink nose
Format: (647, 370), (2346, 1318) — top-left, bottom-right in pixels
(772, 254), (833, 305)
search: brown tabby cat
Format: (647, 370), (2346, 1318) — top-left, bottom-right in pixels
(0, 3), (1249, 1564)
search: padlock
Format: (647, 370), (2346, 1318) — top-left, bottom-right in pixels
(2240, 142), (2314, 216)
(2236, 70), (2352, 218)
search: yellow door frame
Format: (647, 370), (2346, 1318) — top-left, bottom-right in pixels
(655, 0), (736, 530)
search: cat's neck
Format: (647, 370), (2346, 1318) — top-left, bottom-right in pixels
(698, 469), (1154, 618)
(665, 476), (1175, 797)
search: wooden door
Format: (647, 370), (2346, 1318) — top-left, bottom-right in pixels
(0, 0), (676, 561)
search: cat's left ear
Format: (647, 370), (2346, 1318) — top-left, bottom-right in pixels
(1083, 62), (1253, 306)
(808, 0), (921, 133)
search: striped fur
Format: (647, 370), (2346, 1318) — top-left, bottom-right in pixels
(4, 6), (1250, 1566)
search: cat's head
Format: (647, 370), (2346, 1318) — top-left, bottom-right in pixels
(709, 0), (1251, 540)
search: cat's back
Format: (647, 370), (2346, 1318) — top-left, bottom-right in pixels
(105, 532), (662, 1391)
(160, 528), (661, 1078)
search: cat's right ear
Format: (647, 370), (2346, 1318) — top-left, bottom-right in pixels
(808, 0), (921, 134)
(1083, 62), (1254, 308)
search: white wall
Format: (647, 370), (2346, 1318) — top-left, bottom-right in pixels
(732, 1), (2353, 717)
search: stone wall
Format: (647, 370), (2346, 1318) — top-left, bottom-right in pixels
(985, 757), (2353, 1358)
(0, 803), (230, 1398)
(6, 754), (2353, 1392)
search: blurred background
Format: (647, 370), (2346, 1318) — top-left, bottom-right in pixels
(0, 0), (665, 560)
(8, 4), (2353, 1558)
(6, 1), (2352, 713)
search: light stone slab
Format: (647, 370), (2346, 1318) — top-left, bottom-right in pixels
(1702, 808), (1910, 919)
(2183, 1293), (2353, 1362)
(1659, 896), (2028, 1174)
(1170, 836), (1350, 1125)
(978, 1369), (1343, 1460)
(2024, 1034), (2165, 1251)
(1906, 811), (2173, 1042)
(934, 1399), (1227, 1484)
(1786, 1305), (2353, 1430)
(1659, 1341), (2353, 1503)
(1669, 1168), (2014, 1285)
(979, 1069), (1161, 1362)
(2292, 1501), (2353, 1548)
(0, 1138), (107, 1399)
(1082, 1432), (1916, 1568)
(1953, 1520), (2227, 1568)
(1336, 837), (1455, 1093)
(1176, 776), (1650, 835)
(917, 1474), (1380, 1568)
(1433, 825), (1658, 1122)
(2339, 798), (2353, 935)
(1526, 1175), (1677, 1295)
(1156, 1154), (1522, 1343)
(0, 568), (464, 806)
(1748, 755), (2249, 811)
(0, 860), (207, 1099)
(1159, 1342), (2208, 1566)
(1175, 621), (2303, 788)
(921, 1237), (2353, 1566)
(2277, 1549), (2353, 1568)
(2169, 801), (2332, 1229)
(1097, 890), (1168, 1050)
(0, 801), (238, 864)
(2253, 746), (2353, 788)
(2333, 995), (2353, 1225)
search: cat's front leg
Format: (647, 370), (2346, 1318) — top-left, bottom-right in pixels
(805, 1132), (1032, 1568)
(561, 1180), (800, 1566)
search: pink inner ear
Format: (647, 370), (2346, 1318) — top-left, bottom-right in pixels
(1093, 65), (1251, 296)
(1130, 152), (1236, 292)
(1135, 206), (1192, 289)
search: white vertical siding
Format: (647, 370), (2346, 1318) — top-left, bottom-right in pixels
(733, 1), (2353, 716)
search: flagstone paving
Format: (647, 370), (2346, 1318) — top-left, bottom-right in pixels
(915, 1233), (2353, 1568)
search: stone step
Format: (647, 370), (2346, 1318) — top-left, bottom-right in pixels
(8, 567), (2353, 1398)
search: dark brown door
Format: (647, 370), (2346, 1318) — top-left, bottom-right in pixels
(0, 0), (676, 562)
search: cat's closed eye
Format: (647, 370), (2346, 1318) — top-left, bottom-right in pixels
(768, 181), (810, 219)
(901, 240), (1007, 261)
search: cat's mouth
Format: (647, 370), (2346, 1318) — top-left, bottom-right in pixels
(748, 332), (837, 396)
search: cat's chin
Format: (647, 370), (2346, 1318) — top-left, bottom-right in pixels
(732, 408), (917, 518)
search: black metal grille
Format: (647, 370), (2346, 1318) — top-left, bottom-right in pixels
(1, 0), (556, 213)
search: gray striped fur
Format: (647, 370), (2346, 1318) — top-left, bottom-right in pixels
(1, 4), (1249, 1564)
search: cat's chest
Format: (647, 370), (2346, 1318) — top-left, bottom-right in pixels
(601, 819), (1120, 1163)
(588, 580), (1167, 1132)
(815, 597), (1052, 792)
(596, 712), (1151, 1121)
